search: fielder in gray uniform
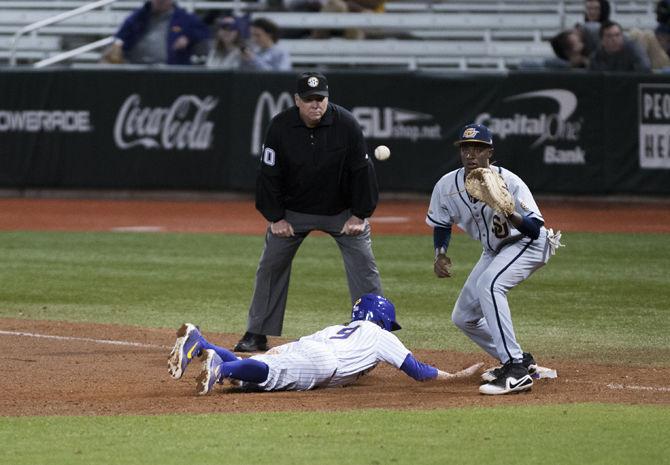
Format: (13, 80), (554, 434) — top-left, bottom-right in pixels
(168, 294), (482, 394)
(426, 123), (562, 396)
(234, 72), (382, 353)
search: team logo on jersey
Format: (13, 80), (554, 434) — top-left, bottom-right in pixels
(307, 77), (319, 88)
(520, 200), (530, 211)
(462, 127), (479, 139)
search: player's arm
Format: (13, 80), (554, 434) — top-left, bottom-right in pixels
(346, 113), (378, 220)
(400, 354), (484, 381)
(426, 181), (454, 277)
(504, 174), (543, 240)
(506, 212), (543, 240)
(399, 353), (439, 381)
(432, 225), (452, 278)
(255, 122), (286, 223)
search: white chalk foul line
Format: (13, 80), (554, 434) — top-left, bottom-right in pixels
(111, 226), (163, 232)
(566, 379), (670, 394)
(606, 383), (670, 393)
(368, 216), (410, 224)
(0, 330), (170, 350)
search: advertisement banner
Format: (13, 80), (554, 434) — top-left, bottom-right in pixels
(0, 69), (668, 194)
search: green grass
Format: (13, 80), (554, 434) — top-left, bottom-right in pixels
(1, 405), (668, 465)
(1, 230), (669, 465)
(0, 231), (668, 365)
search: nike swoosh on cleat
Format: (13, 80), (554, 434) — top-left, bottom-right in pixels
(509, 377), (531, 389)
(186, 342), (199, 360)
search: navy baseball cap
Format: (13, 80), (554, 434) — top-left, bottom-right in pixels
(296, 72), (329, 99)
(453, 123), (494, 146)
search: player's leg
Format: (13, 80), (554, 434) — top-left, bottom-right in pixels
(331, 212), (382, 303)
(167, 323), (205, 380)
(200, 339), (241, 363)
(476, 240), (546, 365)
(451, 251), (498, 359)
(169, 324), (241, 379)
(243, 228), (306, 339)
(476, 240), (546, 394)
(195, 350), (270, 395)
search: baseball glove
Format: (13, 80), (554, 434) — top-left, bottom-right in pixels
(465, 168), (515, 216)
(434, 252), (452, 278)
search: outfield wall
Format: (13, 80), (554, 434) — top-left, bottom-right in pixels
(1, 68), (669, 194)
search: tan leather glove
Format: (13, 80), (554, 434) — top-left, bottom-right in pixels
(434, 251), (452, 278)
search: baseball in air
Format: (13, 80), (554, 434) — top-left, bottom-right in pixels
(374, 145), (391, 161)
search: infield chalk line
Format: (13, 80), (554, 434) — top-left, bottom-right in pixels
(0, 330), (170, 349)
(566, 379), (670, 394)
(111, 226), (164, 232)
(368, 216), (410, 223)
(606, 383), (670, 393)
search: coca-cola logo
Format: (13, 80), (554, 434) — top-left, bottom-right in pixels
(114, 94), (218, 150)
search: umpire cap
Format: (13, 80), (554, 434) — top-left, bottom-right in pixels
(454, 123), (493, 146)
(296, 72), (329, 99)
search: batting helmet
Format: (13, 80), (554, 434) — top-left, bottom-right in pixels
(351, 294), (401, 332)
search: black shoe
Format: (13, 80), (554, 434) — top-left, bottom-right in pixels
(479, 361), (533, 395)
(522, 352), (537, 377)
(233, 332), (268, 352)
(481, 352), (537, 382)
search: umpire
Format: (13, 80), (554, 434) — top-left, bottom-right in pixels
(234, 71), (383, 352)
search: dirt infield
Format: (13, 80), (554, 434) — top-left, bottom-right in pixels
(1, 196), (670, 234)
(1, 319), (669, 417)
(1, 196), (669, 416)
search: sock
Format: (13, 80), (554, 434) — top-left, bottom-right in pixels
(199, 338), (239, 362)
(221, 359), (269, 383)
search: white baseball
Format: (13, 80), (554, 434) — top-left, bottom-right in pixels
(374, 145), (391, 161)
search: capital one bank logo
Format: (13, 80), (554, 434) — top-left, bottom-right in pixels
(475, 89), (585, 165)
(114, 94), (218, 150)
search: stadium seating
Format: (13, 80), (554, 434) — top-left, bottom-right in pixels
(0, 0), (659, 70)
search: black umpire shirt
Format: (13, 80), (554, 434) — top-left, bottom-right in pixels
(256, 103), (379, 222)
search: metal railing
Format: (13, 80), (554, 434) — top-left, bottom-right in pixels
(8, 0), (259, 67)
(9, 0), (118, 66)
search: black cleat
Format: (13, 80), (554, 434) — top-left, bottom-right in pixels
(233, 331), (268, 352)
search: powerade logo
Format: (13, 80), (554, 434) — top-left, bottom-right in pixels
(638, 84), (670, 169)
(475, 89), (585, 165)
(0, 110), (92, 133)
(249, 92), (442, 155)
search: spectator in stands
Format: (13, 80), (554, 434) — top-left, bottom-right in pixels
(589, 21), (651, 72)
(240, 18), (292, 70)
(206, 16), (245, 69)
(549, 28), (592, 68)
(102, 0), (210, 65)
(577, 0), (670, 71)
(655, 0), (670, 58)
(584, 0), (610, 23)
(580, 0), (611, 52)
(551, 19), (670, 71)
(323, 0), (386, 39)
(627, 28), (670, 70)
(285, 0), (385, 40)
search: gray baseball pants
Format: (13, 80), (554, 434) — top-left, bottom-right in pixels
(246, 209), (383, 336)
